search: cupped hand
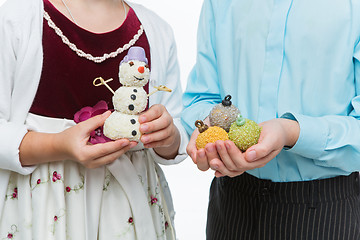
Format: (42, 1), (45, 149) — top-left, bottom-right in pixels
(186, 117), (212, 171)
(243, 118), (300, 163)
(210, 118), (299, 177)
(186, 117), (299, 178)
(59, 111), (137, 168)
(186, 116), (254, 176)
(207, 140), (270, 178)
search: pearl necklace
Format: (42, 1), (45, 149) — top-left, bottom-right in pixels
(43, 5), (143, 63)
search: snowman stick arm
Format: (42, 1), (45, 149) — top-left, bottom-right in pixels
(93, 77), (115, 94)
(147, 85), (172, 97)
(148, 89), (159, 97)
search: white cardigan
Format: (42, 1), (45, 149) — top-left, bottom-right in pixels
(0, 0), (188, 235)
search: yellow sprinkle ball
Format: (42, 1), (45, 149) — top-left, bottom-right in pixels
(196, 126), (229, 149)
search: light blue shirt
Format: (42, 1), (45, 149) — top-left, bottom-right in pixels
(181, 0), (360, 182)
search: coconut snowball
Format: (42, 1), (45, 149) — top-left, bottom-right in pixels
(112, 87), (148, 114)
(103, 111), (141, 141)
(119, 60), (150, 87)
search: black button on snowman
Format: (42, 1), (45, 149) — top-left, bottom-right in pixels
(93, 46), (171, 141)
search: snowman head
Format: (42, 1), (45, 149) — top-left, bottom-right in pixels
(119, 47), (150, 87)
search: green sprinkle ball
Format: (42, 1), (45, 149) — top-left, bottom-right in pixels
(228, 115), (261, 152)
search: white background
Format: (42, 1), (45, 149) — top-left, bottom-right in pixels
(0, 0), (214, 239)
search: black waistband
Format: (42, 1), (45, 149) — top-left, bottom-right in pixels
(218, 172), (359, 204)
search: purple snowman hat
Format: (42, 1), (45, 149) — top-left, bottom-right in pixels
(121, 46), (148, 64)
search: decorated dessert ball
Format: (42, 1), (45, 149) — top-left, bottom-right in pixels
(119, 47), (150, 88)
(209, 95), (241, 132)
(228, 114), (261, 152)
(195, 120), (229, 150)
(103, 111), (141, 141)
(112, 87), (147, 114)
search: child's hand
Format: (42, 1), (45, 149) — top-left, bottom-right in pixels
(139, 104), (177, 148)
(186, 127), (200, 164)
(193, 139), (268, 178)
(139, 104), (180, 159)
(20, 111), (137, 168)
(59, 111), (137, 168)
(209, 118), (300, 178)
(187, 130), (259, 177)
(208, 140), (260, 178)
(243, 118), (300, 164)
(186, 117), (213, 171)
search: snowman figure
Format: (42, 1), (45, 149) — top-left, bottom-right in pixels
(93, 46), (171, 141)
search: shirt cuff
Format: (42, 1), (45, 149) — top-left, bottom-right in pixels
(0, 122), (37, 175)
(281, 112), (328, 159)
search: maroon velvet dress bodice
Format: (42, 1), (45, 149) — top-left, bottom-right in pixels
(30, 0), (151, 119)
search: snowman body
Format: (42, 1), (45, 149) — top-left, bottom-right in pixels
(112, 87), (147, 115)
(103, 52), (150, 141)
(103, 111), (141, 141)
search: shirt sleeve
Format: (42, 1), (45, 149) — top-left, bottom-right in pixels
(281, 39), (360, 172)
(181, 0), (222, 135)
(0, 5), (36, 175)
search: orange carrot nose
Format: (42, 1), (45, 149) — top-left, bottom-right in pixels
(138, 66), (145, 73)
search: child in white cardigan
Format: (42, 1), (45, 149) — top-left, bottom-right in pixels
(0, 0), (188, 239)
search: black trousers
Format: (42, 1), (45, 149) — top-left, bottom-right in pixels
(206, 172), (360, 240)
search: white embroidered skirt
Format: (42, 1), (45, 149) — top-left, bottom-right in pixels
(0, 114), (175, 240)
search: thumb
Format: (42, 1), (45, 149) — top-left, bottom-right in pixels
(79, 111), (111, 133)
(244, 134), (272, 162)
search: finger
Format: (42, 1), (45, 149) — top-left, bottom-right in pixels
(209, 158), (244, 178)
(129, 141), (139, 148)
(214, 171), (225, 178)
(138, 104), (164, 124)
(85, 138), (131, 160)
(215, 140), (238, 171)
(204, 143), (221, 164)
(213, 141), (274, 173)
(141, 126), (173, 145)
(214, 170), (243, 178)
(249, 149), (281, 168)
(235, 151), (274, 171)
(208, 158), (222, 171)
(188, 147), (197, 164)
(91, 141), (137, 167)
(244, 135), (274, 162)
(142, 136), (172, 149)
(196, 149), (210, 171)
(78, 111), (111, 133)
(140, 115), (172, 135)
(86, 143), (136, 168)
(187, 129), (200, 163)
(224, 140), (247, 169)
